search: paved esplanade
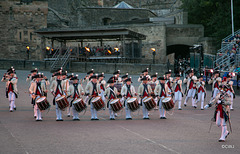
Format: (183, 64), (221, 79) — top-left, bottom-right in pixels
(0, 70), (239, 154)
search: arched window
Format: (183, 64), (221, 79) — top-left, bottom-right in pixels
(102, 18), (112, 25)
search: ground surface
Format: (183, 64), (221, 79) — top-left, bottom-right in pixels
(0, 70), (239, 154)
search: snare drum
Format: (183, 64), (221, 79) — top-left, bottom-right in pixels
(36, 96), (50, 111)
(91, 96), (105, 111)
(55, 95), (69, 110)
(72, 98), (87, 112)
(126, 97), (139, 112)
(142, 97), (156, 111)
(110, 98), (123, 113)
(162, 97), (174, 111)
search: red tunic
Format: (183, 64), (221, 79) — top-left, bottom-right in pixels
(216, 104), (223, 118)
(55, 87), (61, 96)
(214, 82), (219, 89)
(175, 85), (180, 92)
(143, 91), (148, 97)
(189, 81), (194, 89)
(100, 85), (104, 91)
(127, 92), (131, 98)
(198, 86), (205, 93)
(8, 83), (13, 93)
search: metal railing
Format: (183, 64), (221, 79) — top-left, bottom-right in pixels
(50, 47), (71, 71)
(221, 29), (240, 43)
(214, 53), (240, 71)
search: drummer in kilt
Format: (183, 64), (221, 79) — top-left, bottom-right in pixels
(50, 72), (66, 121)
(29, 74), (45, 121)
(85, 74), (101, 120)
(105, 79), (118, 120)
(68, 75), (84, 121)
(121, 77), (137, 120)
(138, 76), (152, 119)
(154, 77), (169, 119)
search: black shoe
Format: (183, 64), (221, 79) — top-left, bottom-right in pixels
(112, 118), (115, 120)
(126, 118), (130, 120)
(91, 118), (94, 121)
(162, 117), (167, 119)
(201, 108), (204, 110)
(218, 139), (225, 142)
(95, 118), (99, 120)
(160, 117), (163, 119)
(184, 104), (187, 107)
(225, 132), (230, 139)
(230, 109), (234, 111)
(36, 119), (42, 121)
(178, 108), (182, 110)
(56, 119), (63, 121)
(194, 106), (197, 109)
(129, 118), (132, 120)
(9, 110), (13, 112)
(14, 107), (16, 110)
(73, 119), (80, 121)
(146, 117), (150, 120)
(34, 116), (36, 118)
(67, 115), (70, 117)
(110, 118), (113, 120)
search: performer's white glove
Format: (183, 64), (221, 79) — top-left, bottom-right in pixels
(204, 105), (209, 109)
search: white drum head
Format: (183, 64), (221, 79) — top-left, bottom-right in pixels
(92, 96), (100, 102)
(73, 98), (82, 104)
(36, 96), (46, 103)
(162, 97), (171, 103)
(143, 97), (151, 102)
(127, 97), (137, 103)
(56, 95), (65, 101)
(110, 99), (119, 104)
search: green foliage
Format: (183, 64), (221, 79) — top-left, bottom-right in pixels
(181, 0), (240, 47)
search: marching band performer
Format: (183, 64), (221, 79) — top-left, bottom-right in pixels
(121, 77), (137, 120)
(65, 73), (74, 117)
(208, 70), (220, 101)
(204, 85), (231, 142)
(50, 72), (65, 121)
(138, 68), (151, 82)
(26, 68), (38, 83)
(225, 74), (235, 110)
(68, 75), (84, 121)
(26, 68), (38, 118)
(40, 73), (50, 96)
(184, 75), (198, 108)
(195, 75), (206, 110)
(138, 76), (152, 119)
(1, 69), (18, 112)
(29, 74), (45, 121)
(50, 67), (62, 82)
(149, 73), (159, 109)
(113, 70), (122, 84)
(104, 79), (118, 120)
(85, 74), (101, 120)
(155, 77), (169, 119)
(173, 74), (183, 110)
(83, 69), (94, 84)
(183, 69), (194, 93)
(165, 70), (173, 96)
(98, 72), (106, 103)
(121, 73), (129, 84)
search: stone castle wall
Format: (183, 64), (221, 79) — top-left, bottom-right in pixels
(0, 0), (48, 60)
